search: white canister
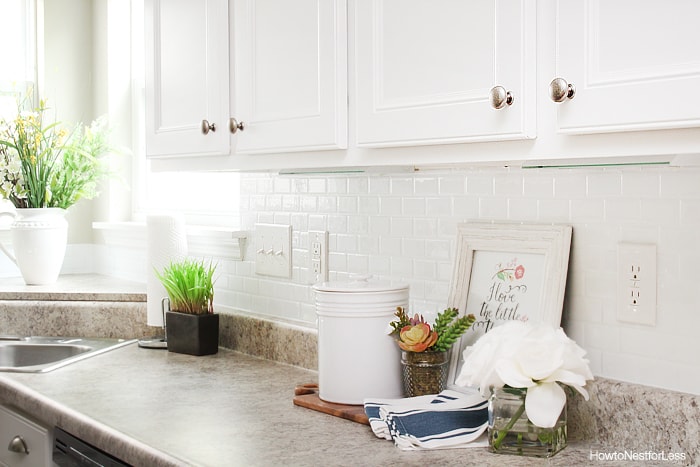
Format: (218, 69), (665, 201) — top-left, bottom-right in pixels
(313, 276), (408, 404)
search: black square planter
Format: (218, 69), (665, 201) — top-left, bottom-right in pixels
(166, 311), (219, 356)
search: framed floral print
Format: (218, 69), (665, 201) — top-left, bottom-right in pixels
(446, 222), (572, 388)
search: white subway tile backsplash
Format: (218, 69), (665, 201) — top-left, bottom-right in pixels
(586, 172), (622, 198)
(402, 238), (425, 257)
(300, 195), (318, 212)
(368, 177), (390, 194)
(273, 177), (291, 193)
(358, 196), (380, 214)
(621, 170), (660, 198)
(426, 197), (451, 217)
(390, 217), (413, 235)
(554, 172), (587, 198)
(379, 236), (402, 256)
(570, 199), (605, 222)
(228, 165), (700, 395)
(390, 177), (414, 195)
(368, 216), (391, 235)
(413, 259), (437, 280)
(413, 218), (438, 237)
(583, 322), (619, 353)
(659, 169), (700, 198)
(451, 196), (479, 219)
(379, 197), (402, 216)
(414, 177), (439, 194)
(391, 257), (413, 276)
(507, 198), (538, 220)
(327, 178), (348, 194)
(640, 199), (680, 225)
(368, 255), (391, 275)
(680, 199), (700, 224)
(604, 198), (641, 222)
(537, 198), (569, 221)
(494, 173), (524, 196)
(307, 214), (327, 231)
(523, 174), (554, 198)
(338, 196), (358, 213)
(347, 176), (369, 194)
(335, 234), (357, 253)
(402, 197), (426, 216)
(357, 235), (379, 255)
(327, 214), (347, 233)
(308, 178), (326, 193)
(478, 197), (508, 219)
(346, 254), (369, 274)
(282, 195), (299, 211)
(466, 174), (494, 195)
(438, 175), (466, 195)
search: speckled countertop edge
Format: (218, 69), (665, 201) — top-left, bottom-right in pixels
(0, 376), (184, 466)
(0, 274), (146, 302)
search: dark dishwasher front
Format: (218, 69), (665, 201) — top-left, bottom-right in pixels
(53, 427), (130, 467)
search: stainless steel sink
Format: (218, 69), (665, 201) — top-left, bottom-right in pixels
(0, 336), (136, 373)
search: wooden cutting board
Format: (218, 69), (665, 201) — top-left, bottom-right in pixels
(293, 383), (369, 425)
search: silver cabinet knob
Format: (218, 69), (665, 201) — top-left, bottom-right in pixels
(201, 119), (216, 135)
(8, 435), (29, 454)
(229, 118), (245, 134)
(489, 86), (514, 109)
(549, 78), (576, 102)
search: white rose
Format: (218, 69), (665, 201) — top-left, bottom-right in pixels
(455, 321), (593, 428)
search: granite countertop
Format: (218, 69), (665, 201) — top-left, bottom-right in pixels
(0, 344), (626, 467)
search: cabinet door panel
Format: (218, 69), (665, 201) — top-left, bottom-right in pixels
(555, 0), (700, 134)
(233, 0), (347, 154)
(355, 0), (535, 148)
(145, 0), (229, 157)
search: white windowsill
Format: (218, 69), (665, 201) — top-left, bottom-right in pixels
(92, 221), (248, 261)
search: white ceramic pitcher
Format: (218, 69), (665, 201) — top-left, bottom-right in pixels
(0, 208), (68, 285)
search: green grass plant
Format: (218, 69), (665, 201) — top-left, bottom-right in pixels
(156, 258), (216, 315)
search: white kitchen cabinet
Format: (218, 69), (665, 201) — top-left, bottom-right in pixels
(0, 405), (52, 467)
(231, 0), (347, 154)
(144, 0), (230, 157)
(354, 0), (536, 148)
(147, 0), (700, 171)
(552, 0), (700, 134)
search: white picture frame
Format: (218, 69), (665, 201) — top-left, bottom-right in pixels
(446, 222), (572, 389)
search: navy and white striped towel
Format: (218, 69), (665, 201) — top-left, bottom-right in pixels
(363, 389), (489, 450)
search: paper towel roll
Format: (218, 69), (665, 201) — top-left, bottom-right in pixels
(146, 214), (188, 327)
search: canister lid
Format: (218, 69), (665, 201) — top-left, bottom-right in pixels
(312, 275), (408, 293)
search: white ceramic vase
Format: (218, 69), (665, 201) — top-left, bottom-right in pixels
(0, 208), (68, 285)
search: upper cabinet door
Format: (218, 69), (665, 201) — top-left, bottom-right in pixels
(554, 0), (700, 134)
(232, 0), (347, 154)
(354, 0), (536, 148)
(145, 0), (230, 157)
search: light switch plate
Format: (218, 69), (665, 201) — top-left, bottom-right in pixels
(255, 224), (292, 278)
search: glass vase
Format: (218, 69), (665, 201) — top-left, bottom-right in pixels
(400, 350), (449, 397)
(488, 387), (567, 457)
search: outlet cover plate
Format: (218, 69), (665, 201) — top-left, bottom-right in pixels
(255, 224), (292, 278)
(309, 230), (329, 283)
(617, 242), (657, 326)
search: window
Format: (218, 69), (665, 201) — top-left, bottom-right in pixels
(0, 0), (36, 119)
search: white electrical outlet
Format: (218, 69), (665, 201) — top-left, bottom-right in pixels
(617, 242), (657, 325)
(309, 230), (329, 283)
(255, 224), (292, 278)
